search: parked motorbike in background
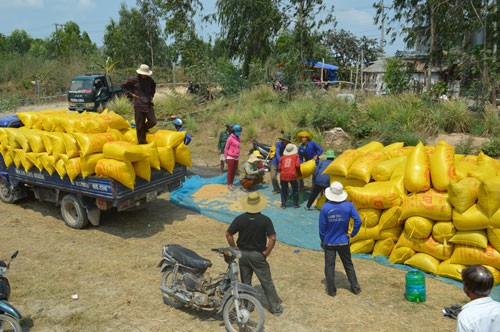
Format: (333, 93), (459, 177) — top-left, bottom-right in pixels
(158, 244), (265, 332)
(249, 141), (272, 169)
(0, 251), (22, 332)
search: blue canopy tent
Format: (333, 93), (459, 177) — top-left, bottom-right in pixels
(305, 60), (339, 85)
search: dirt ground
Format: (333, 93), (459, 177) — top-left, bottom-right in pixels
(0, 97), (474, 332)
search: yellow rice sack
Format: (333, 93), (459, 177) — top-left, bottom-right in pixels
(147, 130), (186, 148)
(455, 157), (478, 181)
(352, 225), (402, 242)
(323, 149), (361, 176)
(386, 146), (414, 158)
(437, 259), (466, 281)
(15, 149), (34, 171)
(357, 141), (383, 153)
(95, 159), (136, 190)
(103, 141), (148, 162)
(139, 142), (160, 170)
(450, 245), (500, 270)
(174, 143), (192, 168)
(329, 175), (365, 188)
(448, 177), (480, 213)
(404, 142), (430, 193)
(347, 151), (388, 183)
(488, 228), (500, 253)
(0, 147), (13, 167)
(404, 216), (434, 239)
(390, 158), (407, 180)
(432, 221), (456, 244)
(11, 149), (21, 168)
(346, 179), (403, 210)
(350, 239), (375, 254)
(134, 159), (151, 181)
(122, 128), (139, 144)
(80, 153), (103, 178)
(39, 153), (56, 175)
(396, 233), (454, 260)
(405, 252), (440, 274)
(483, 265), (500, 285)
(98, 110), (130, 131)
(359, 208), (382, 227)
(430, 141), (456, 191)
(55, 158), (67, 179)
(158, 146), (175, 173)
(400, 189), (452, 221)
(24, 130), (46, 153)
(65, 157), (81, 182)
(74, 129), (123, 156)
(380, 142), (404, 153)
(298, 159), (316, 180)
(44, 132), (66, 159)
(372, 156), (406, 182)
(379, 206), (403, 230)
(17, 110), (66, 128)
(388, 247), (415, 264)
(468, 152), (498, 182)
(453, 204), (489, 231)
(449, 230), (488, 249)
(477, 176), (500, 217)
(8, 129), (30, 151)
(492, 209), (500, 229)
(372, 238), (395, 257)
(25, 152), (43, 171)
(62, 133), (80, 159)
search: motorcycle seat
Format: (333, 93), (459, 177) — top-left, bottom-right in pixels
(166, 244), (212, 273)
(253, 141), (271, 150)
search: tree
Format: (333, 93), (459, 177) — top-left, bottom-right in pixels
(382, 57), (413, 94)
(5, 29), (32, 54)
(48, 21), (97, 59)
(216, 0), (282, 77)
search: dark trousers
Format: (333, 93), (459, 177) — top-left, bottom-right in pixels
(324, 244), (360, 295)
(135, 108), (157, 144)
(226, 159), (239, 186)
(239, 251), (281, 312)
(306, 184), (328, 208)
(280, 179), (298, 207)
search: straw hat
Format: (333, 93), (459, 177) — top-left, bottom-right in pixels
(240, 192), (268, 213)
(283, 143), (298, 156)
(248, 154), (260, 163)
(136, 64), (153, 76)
(296, 131), (313, 142)
(323, 150), (336, 159)
(325, 182), (348, 202)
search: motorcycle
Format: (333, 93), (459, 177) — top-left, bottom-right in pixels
(0, 251), (22, 332)
(158, 244), (265, 332)
(249, 141), (272, 169)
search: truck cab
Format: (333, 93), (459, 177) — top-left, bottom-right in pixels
(68, 74), (122, 112)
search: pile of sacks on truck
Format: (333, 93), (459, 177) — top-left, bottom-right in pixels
(0, 109), (191, 190)
(321, 141), (500, 284)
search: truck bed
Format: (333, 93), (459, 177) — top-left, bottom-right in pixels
(0, 155), (186, 206)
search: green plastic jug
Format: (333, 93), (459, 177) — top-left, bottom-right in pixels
(405, 269), (426, 302)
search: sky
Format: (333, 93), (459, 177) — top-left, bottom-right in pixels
(0, 0), (406, 57)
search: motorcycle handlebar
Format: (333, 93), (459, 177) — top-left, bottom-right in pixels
(211, 247), (242, 259)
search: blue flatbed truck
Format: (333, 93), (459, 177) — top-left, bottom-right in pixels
(0, 115), (187, 229)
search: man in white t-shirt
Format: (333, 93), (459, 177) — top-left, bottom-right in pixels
(457, 265), (500, 332)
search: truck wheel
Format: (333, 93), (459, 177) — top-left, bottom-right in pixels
(0, 178), (15, 204)
(61, 194), (89, 229)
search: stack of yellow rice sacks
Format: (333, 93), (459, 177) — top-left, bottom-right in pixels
(0, 110), (192, 190)
(322, 141), (500, 284)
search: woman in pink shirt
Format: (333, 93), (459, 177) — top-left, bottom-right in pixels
(224, 124), (242, 190)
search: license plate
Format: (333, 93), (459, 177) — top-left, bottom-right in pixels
(70, 98), (84, 102)
(146, 191), (157, 202)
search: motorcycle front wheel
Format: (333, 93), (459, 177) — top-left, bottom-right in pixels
(0, 314), (22, 332)
(222, 293), (265, 332)
(160, 267), (184, 309)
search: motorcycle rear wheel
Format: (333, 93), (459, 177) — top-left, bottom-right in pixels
(0, 314), (22, 332)
(222, 293), (265, 332)
(160, 267), (184, 309)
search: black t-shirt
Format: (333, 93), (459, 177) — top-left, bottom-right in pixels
(227, 212), (276, 251)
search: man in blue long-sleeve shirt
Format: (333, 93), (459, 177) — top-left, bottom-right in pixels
(319, 182), (362, 297)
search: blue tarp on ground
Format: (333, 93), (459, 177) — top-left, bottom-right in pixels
(171, 175), (500, 301)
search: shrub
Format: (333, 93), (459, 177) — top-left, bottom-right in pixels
(481, 137), (500, 158)
(106, 95), (133, 118)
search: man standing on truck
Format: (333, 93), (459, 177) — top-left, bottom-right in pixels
(122, 64), (157, 144)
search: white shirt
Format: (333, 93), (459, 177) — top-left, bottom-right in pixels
(457, 297), (500, 332)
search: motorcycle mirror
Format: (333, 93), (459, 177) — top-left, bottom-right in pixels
(11, 250), (19, 260)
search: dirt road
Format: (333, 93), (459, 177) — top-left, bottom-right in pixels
(0, 188), (464, 332)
